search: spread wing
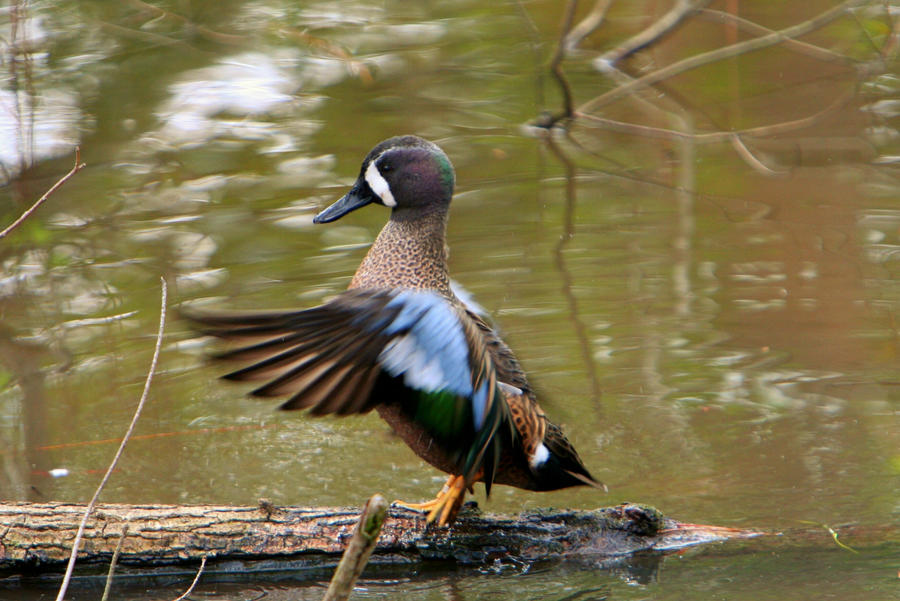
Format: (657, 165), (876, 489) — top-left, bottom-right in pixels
(183, 288), (513, 490)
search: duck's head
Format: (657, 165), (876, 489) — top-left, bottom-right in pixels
(314, 135), (455, 224)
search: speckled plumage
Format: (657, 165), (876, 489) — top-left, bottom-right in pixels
(188, 135), (601, 525)
(350, 213), (451, 293)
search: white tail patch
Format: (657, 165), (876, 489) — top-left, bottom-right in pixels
(365, 161), (396, 207)
(529, 442), (550, 469)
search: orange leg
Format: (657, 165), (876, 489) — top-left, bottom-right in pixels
(394, 474), (470, 526)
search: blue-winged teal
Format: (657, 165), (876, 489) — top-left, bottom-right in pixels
(188, 135), (601, 526)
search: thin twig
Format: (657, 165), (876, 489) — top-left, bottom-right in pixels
(0, 147), (86, 240)
(568, 2), (722, 129)
(100, 523), (129, 601)
(584, 56), (690, 124)
(575, 86), (856, 142)
(729, 134), (787, 177)
(513, 0), (548, 109)
(581, 0), (870, 114)
(322, 494), (388, 601)
(54, 278), (168, 601)
(598, 0), (711, 67)
(172, 555), (208, 601)
(797, 520), (859, 554)
(696, 8), (857, 65)
(538, 0), (615, 127)
(549, 0), (579, 122)
(566, 0), (613, 50)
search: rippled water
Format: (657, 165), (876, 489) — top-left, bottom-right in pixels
(1, 1), (898, 599)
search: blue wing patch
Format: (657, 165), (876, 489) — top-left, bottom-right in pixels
(373, 291), (489, 429)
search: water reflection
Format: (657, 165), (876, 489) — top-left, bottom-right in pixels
(150, 52), (311, 149)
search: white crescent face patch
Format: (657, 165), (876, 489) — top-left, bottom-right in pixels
(365, 160), (396, 208)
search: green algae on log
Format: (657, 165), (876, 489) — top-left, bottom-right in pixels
(0, 501), (764, 576)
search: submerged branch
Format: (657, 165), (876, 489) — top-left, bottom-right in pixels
(575, 87), (857, 143)
(566, 0), (613, 50)
(729, 134), (787, 177)
(695, 8), (857, 65)
(580, 0), (870, 115)
(597, 0), (711, 67)
(545, 134), (603, 401)
(546, 0), (580, 124)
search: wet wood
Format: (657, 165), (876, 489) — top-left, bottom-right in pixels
(0, 501), (763, 576)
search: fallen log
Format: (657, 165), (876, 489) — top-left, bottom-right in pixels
(0, 501), (763, 578)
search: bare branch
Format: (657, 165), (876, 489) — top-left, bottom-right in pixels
(581, 0), (870, 115)
(566, 0), (614, 50)
(697, 8), (857, 64)
(544, 134), (603, 402)
(598, 0), (712, 67)
(538, 0), (616, 127)
(323, 494), (388, 601)
(100, 523), (129, 601)
(54, 278), (168, 601)
(729, 134), (788, 177)
(172, 556), (207, 601)
(0, 147), (85, 240)
(584, 58), (689, 122)
(575, 87), (856, 142)
(548, 0), (580, 122)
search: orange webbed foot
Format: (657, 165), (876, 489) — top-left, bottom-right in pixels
(393, 475), (469, 526)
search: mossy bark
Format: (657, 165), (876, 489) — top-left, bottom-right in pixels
(0, 501), (761, 577)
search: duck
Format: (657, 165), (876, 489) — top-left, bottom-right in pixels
(187, 135), (602, 526)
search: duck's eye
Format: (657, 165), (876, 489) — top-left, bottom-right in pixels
(380, 163), (391, 172)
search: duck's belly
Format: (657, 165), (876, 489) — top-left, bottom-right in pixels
(376, 403), (461, 476)
(376, 403), (543, 491)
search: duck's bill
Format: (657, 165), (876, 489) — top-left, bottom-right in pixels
(313, 183), (375, 223)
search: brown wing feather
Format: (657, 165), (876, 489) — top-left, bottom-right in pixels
(464, 309), (532, 395)
(245, 328), (367, 395)
(456, 313), (510, 490)
(182, 293), (400, 417)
